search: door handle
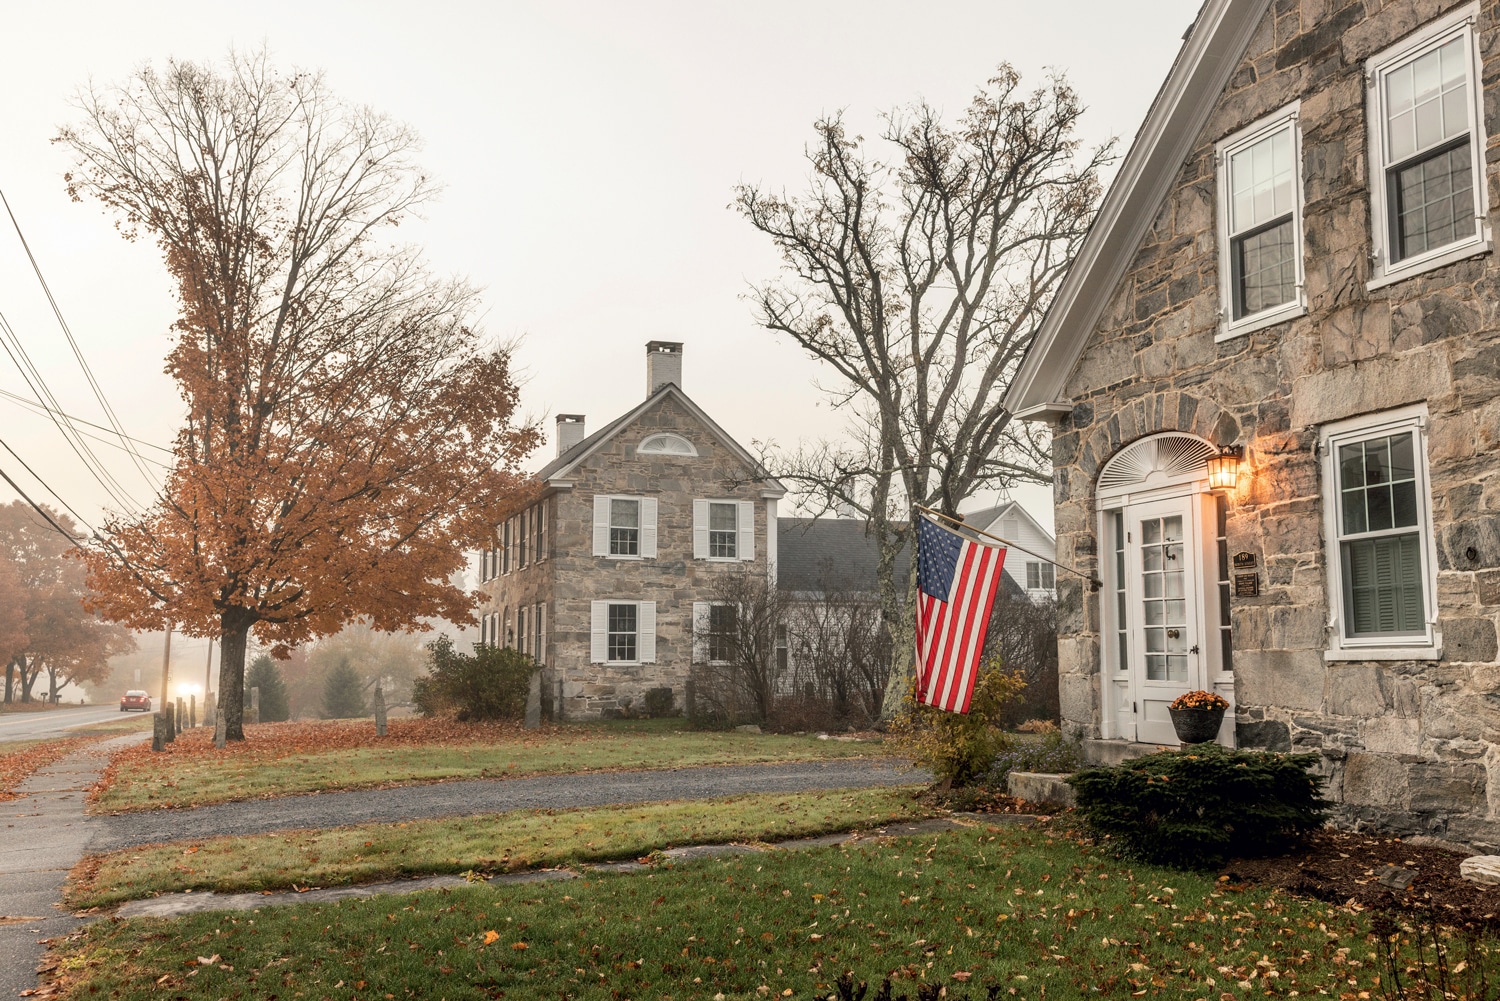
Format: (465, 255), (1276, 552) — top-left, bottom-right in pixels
(1190, 644), (1200, 654)
(1166, 628), (1180, 639)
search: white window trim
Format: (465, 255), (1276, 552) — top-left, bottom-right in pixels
(693, 601), (737, 665)
(695, 498), (754, 562)
(1366, 4), (1490, 290)
(594, 494), (655, 560)
(1215, 101), (1307, 342)
(637, 432), (698, 457)
(1320, 404), (1442, 661)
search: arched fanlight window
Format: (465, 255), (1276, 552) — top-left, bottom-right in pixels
(637, 433), (698, 457)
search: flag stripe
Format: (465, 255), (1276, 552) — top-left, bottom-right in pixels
(913, 514), (1007, 715)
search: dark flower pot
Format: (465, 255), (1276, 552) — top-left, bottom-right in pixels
(1169, 707), (1226, 744)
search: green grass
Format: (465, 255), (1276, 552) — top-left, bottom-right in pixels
(0, 738), (46, 756)
(70, 786), (931, 909)
(53, 822), (1474, 1000)
(92, 720), (888, 813)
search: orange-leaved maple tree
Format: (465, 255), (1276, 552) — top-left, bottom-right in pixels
(59, 51), (539, 740)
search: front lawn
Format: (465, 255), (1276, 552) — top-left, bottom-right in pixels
(50, 822), (1468, 1000)
(68, 786), (931, 908)
(90, 718), (887, 813)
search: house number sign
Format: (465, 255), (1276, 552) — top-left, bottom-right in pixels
(1232, 551), (1258, 570)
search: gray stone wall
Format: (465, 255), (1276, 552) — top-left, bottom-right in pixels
(485, 394), (773, 719)
(1054, 0), (1500, 847)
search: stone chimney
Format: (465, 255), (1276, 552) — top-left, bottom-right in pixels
(555, 414), (586, 457)
(646, 341), (683, 396)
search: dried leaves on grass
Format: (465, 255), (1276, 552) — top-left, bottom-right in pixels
(0, 737), (99, 801)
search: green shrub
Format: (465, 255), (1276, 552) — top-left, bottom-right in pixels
(1066, 744), (1328, 869)
(987, 731), (1081, 784)
(887, 665), (1025, 788)
(412, 637), (532, 722)
(643, 687), (676, 718)
(320, 660), (366, 719)
(245, 655), (291, 722)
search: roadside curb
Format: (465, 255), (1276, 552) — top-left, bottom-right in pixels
(110, 813), (1038, 919)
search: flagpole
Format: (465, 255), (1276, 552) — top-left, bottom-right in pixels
(914, 504), (1103, 591)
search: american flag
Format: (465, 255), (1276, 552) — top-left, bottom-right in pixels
(914, 514), (1007, 713)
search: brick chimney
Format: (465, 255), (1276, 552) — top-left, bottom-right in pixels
(555, 414), (586, 457)
(646, 341), (683, 396)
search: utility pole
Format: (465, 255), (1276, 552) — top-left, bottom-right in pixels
(159, 626), (172, 707)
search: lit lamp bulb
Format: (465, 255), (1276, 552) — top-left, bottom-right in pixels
(1206, 445), (1244, 492)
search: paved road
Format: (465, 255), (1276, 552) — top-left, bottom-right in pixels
(0, 704), (138, 742)
(92, 758), (924, 851)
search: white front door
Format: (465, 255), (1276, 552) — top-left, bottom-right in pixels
(1124, 497), (1205, 744)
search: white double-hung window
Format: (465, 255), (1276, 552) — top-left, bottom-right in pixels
(1367, 5), (1488, 287)
(693, 499), (755, 561)
(1216, 103), (1305, 339)
(592, 495), (657, 558)
(590, 600), (656, 664)
(1321, 406), (1440, 660)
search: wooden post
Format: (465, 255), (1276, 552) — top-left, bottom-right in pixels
(189, 694), (197, 729)
(248, 686), (260, 725)
(373, 684), (387, 737)
(151, 711), (166, 752)
(163, 702), (175, 743)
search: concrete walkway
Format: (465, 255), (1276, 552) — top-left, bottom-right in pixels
(115, 815), (1030, 920)
(0, 734), (147, 999)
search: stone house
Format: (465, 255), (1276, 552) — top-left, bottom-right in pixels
(1005, 0), (1500, 845)
(478, 342), (786, 719)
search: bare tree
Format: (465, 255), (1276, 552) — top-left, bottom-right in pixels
(784, 568), (891, 728)
(983, 589), (1059, 727)
(693, 571), (785, 726)
(735, 67), (1108, 714)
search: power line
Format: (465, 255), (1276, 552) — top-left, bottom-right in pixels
(0, 434), (96, 533)
(0, 461), (83, 548)
(0, 387), (173, 461)
(0, 185), (159, 493)
(0, 309), (149, 514)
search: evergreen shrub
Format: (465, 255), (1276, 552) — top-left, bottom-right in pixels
(245, 654), (291, 722)
(412, 636), (532, 722)
(1066, 744), (1328, 869)
(642, 687), (676, 718)
(320, 660), (366, 719)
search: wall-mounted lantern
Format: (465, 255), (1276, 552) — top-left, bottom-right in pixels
(1206, 444), (1244, 492)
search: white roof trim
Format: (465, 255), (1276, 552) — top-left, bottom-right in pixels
(544, 385), (787, 497)
(1004, 0), (1272, 419)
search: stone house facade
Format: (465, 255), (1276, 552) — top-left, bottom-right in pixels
(479, 342), (786, 719)
(1006, 0), (1500, 846)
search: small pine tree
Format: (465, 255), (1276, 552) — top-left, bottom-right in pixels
(245, 654), (292, 722)
(321, 659), (367, 719)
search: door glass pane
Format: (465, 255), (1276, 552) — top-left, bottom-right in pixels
(1140, 515), (1188, 682)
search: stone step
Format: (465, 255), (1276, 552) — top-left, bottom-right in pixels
(1007, 771), (1076, 809)
(1081, 738), (1179, 766)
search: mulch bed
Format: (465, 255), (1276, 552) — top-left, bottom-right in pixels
(1227, 827), (1500, 932)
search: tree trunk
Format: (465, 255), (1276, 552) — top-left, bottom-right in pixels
(219, 618), (252, 742)
(4, 659), (13, 703)
(16, 655), (40, 703)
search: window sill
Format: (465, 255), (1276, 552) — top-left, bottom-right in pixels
(1368, 238), (1490, 291)
(701, 556), (742, 563)
(1216, 301), (1306, 342)
(604, 554), (645, 561)
(1324, 643), (1441, 662)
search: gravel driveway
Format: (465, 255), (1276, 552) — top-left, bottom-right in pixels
(90, 758), (925, 852)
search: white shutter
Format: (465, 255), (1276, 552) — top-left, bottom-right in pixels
(641, 497), (658, 559)
(639, 601), (657, 663)
(693, 499), (710, 559)
(692, 601), (710, 664)
(738, 500), (755, 561)
(590, 601), (609, 663)
(592, 495), (610, 556)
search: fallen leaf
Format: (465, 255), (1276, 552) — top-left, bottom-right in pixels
(197, 954), (220, 965)
(482, 930), (499, 945)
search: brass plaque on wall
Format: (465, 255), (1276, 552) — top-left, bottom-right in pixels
(1232, 551), (1258, 570)
(1233, 572), (1260, 598)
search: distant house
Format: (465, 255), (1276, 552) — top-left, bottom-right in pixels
(962, 502), (1059, 602)
(479, 342), (786, 719)
(1005, 0), (1500, 845)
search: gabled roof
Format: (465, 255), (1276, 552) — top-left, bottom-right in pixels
(776, 518), (910, 594)
(1004, 0), (1271, 419)
(961, 500), (1054, 546)
(537, 383), (787, 497)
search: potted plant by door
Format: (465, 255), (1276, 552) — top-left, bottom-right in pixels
(1168, 690), (1229, 745)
